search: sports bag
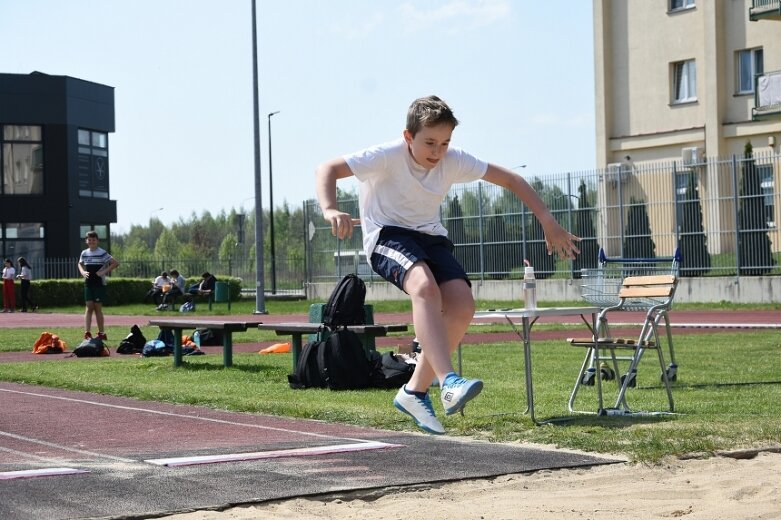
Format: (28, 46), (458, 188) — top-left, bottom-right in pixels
(317, 329), (372, 390)
(194, 328), (223, 346)
(322, 274), (366, 328)
(72, 338), (109, 357)
(32, 332), (67, 354)
(116, 324), (147, 355)
(288, 330), (372, 390)
(378, 352), (415, 388)
(142, 339), (173, 357)
(288, 341), (327, 389)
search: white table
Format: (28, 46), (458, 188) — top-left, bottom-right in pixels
(473, 306), (600, 424)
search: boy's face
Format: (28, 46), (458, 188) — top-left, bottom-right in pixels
(404, 123), (453, 169)
(85, 236), (99, 250)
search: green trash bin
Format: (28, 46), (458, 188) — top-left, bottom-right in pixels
(210, 281), (231, 310)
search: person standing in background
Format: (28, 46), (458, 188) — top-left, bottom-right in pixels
(2, 258), (16, 313)
(77, 231), (119, 340)
(15, 257), (37, 312)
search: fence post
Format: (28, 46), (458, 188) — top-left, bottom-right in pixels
(566, 172), (574, 275)
(731, 154), (741, 282)
(672, 161), (680, 246)
(477, 182), (485, 281)
(618, 167), (626, 258)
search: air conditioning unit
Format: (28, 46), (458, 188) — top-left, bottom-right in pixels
(682, 147), (705, 167)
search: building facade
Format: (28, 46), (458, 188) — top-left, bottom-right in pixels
(593, 0), (781, 255)
(0, 72), (117, 271)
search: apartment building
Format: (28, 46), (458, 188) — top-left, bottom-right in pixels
(593, 0), (781, 255)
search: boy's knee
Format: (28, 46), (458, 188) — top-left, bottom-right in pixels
(407, 277), (441, 300)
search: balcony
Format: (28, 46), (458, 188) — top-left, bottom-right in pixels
(753, 70), (781, 120)
(749, 0), (781, 21)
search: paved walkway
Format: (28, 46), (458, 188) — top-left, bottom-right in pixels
(0, 308), (778, 363)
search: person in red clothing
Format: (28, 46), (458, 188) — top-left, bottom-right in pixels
(2, 258), (16, 313)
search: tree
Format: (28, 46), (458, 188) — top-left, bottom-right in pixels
(571, 181), (600, 278)
(526, 213), (555, 279)
(738, 141), (775, 275)
(444, 195), (477, 273)
(154, 229), (183, 262)
(623, 197), (656, 260)
(678, 173), (711, 277)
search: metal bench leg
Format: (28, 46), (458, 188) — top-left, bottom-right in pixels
(172, 328), (183, 367)
(222, 333), (233, 367)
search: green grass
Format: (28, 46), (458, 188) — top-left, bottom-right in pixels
(1, 321), (779, 462)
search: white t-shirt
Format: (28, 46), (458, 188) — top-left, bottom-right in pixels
(344, 138), (487, 258)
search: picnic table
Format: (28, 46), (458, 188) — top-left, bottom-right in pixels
(148, 318), (266, 367)
(257, 322), (409, 369)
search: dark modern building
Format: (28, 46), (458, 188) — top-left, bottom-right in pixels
(0, 72), (117, 273)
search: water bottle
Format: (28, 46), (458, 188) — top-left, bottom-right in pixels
(193, 330), (201, 349)
(523, 266), (537, 309)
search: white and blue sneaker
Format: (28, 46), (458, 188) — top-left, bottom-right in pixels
(440, 373), (483, 415)
(393, 386), (445, 435)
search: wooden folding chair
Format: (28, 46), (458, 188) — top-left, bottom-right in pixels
(567, 274), (679, 416)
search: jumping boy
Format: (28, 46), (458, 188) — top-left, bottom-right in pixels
(77, 230), (120, 340)
(316, 95), (580, 434)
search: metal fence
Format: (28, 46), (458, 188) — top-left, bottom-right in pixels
(304, 151), (781, 283)
(29, 151), (781, 289)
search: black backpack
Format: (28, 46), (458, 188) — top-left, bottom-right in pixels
(117, 324), (147, 355)
(288, 329), (372, 390)
(157, 329), (175, 348)
(322, 274), (366, 328)
(194, 328), (223, 346)
(367, 351), (415, 389)
(72, 338), (108, 357)
(288, 341), (327, 389)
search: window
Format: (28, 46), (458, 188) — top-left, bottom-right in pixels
(670, 0), (695, 10)
(1, 125), (44, 195)
(758, 165), (775, 228)
(672, 60), (697, 103)
(0, 222), (45, 261)
(736, 48), (763, 94)
(77, 128), (109, 199)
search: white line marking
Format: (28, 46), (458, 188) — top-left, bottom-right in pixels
(0, 387), (376, 444)
(0, 431), (136, 463)
(0, 445), (69, 463)
(0, 468), (89, 480)
(145, 441), (402, 467)
(674, 323), (781, 329)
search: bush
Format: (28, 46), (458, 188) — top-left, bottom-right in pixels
(20, 277), (243, 307)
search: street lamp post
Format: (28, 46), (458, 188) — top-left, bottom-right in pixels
(251, 0), (267, 314)
(267, 110), (280, 294)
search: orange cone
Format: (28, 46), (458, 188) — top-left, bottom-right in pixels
(259, 342), (291, 354)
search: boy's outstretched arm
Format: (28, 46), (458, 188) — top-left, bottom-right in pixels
(483, 164), (581, 260)
(316, 157), (356, 240)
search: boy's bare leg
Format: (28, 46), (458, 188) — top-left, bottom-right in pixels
(94, 302), (105, 333)
(84, 302), (95, 333)
(404, 264), (474, 393)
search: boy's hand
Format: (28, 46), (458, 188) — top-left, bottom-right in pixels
(543, 222), (581, 260)
(324, 210), (358, 240)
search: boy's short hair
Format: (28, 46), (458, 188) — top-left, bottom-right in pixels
(406, 95), (459, 137)
(85, 230), (99, 240)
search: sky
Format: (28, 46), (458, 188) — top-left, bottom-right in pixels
(0, 0), (596, 234)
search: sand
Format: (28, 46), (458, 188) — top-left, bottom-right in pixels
(161, 449), (781, 520)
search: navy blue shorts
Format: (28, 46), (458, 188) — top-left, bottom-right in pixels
(370, 226), (470, 292)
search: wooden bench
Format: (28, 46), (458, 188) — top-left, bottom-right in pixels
(257, 322), (409, 370)
(148, 318), (265, 367)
